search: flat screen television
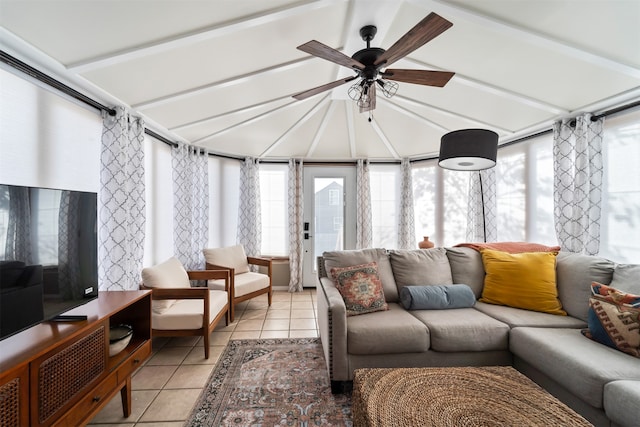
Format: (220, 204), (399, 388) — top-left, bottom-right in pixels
(0, 184), (98, 339)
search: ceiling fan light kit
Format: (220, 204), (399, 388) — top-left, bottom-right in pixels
(438, 129), (499, 171)
(292, 12), (455, 114)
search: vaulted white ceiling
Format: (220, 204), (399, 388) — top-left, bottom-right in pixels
(1, 0), (639, 161)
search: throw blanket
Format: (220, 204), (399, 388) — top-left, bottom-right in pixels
(455, 242), (560, 253)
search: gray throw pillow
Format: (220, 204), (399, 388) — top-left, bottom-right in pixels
(610, 264), (640, 294)
(400, 284), (476, 310)
(389, 248), (453, 293)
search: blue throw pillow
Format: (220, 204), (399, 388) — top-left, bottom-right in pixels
(400, 284), (476, 310)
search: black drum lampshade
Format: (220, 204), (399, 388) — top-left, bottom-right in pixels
(438, 129), (498, 171)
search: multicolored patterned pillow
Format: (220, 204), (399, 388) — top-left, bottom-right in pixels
(581, 282), (640, 358)
(330, 262), (388, 317)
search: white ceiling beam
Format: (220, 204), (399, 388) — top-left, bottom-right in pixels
(191, 97), (301, 145)
(170, 95), (292, 132)
(306, 100), (337, 158)
(332, 0), (404, 98)
(393, 93), (513, 135)
(379, 97), (450, 133)
(134, 57), (312, 110)
(67, 0), (344, 73)
(404, 58), (569, 115)
(414, 0), (640, 79)
(370, 118), (400, 159)
(260, 95), (330, 157)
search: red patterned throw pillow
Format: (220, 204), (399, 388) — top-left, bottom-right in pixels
(581, 282), (640, 358)
(330, 262), (388, 317)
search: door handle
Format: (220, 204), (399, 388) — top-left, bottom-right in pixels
(304, 233), (312, 240)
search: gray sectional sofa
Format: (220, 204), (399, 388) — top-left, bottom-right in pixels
(316, 247), (640, 427)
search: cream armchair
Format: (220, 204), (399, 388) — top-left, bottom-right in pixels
(203, 245), (272, 322)
(141, 257), (230, 359)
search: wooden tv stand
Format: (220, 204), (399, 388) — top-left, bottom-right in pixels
(0, 290), (152, 426)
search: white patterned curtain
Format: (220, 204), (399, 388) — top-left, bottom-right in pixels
(98, 106), (145, 291)
(553, 113), (604, 255)
(237, 157), (262, 258)
(58, 191), (81, 299)
(398, 158), (415, 249)
(466, 169), (497, 242)
(4, 185), (32, 263)
(356, 159), (373, 249)
(288, 159), (304, 292)
(172, 143), (209, 270)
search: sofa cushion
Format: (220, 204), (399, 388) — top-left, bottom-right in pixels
(445, 247), (485, 298)
(479, 249), (566, 316)
(604, 380), (640, 427)
(388, 248), (453, 293)
(323, 248), (398, 303)
(474, 301), (587, 328)
(581, 283), (639, 357)
(347, 303), (429, 354)
(410, 308), (509, 352)
(610, 264), (640, 294)
(400, 285), (476, 310)
(330, 262), (388, 317)
(555, 252), (615, 321)
(203, 245), (250, 274)
(141, 257), (191, 314)
(510, 327), (640, 409)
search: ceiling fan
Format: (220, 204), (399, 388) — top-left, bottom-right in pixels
(292, 12), (455, 114)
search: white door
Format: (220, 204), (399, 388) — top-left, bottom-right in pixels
(302, 166), (356, 287)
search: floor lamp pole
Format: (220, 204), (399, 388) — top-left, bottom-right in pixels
(479, 171), (486, 243)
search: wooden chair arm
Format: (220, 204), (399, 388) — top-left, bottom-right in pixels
(205, 262), (234, 274)
(147, 287), (209, 300)
(247, 256), (272, 268)
(187, 269), (229, 281)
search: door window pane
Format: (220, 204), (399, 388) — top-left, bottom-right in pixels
(314, 178), (344, 255)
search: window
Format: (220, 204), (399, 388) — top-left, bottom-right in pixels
(370, 165), (400, 248)
(333, 216), (343, 231)
(599, 110), (640, 262)
(328, 189), (340, 206)
(259, 165), (288, 256)
(412, 161), (469, 247)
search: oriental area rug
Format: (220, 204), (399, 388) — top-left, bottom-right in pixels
(186, 338), (352, 426)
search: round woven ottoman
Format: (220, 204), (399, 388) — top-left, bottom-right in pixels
(352, 366), (593, 427)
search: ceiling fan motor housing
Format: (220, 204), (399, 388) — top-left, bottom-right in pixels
(352, 47), (386, 80)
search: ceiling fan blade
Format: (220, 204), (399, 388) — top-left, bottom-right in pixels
(359, 82), (377, 113)
(382, 69), (455, 87)
(374, 12), (453, 68)
(297, 40), (365, 70)
(292, 76), (357, 100)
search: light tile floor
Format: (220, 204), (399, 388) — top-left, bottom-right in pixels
(88, 289), (318, 426)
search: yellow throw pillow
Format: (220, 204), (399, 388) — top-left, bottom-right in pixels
(479, 249), (566, 316)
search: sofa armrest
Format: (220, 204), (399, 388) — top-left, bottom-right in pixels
(317, 276), (349, 383)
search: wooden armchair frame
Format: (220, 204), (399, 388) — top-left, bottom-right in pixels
(206, 256), (272, 322)
(142, 269), (230, 359)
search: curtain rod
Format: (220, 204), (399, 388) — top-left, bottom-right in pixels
(3, 50), (638, 164)
(1, 50), (245, 161)
(1, 50), (116, 116)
